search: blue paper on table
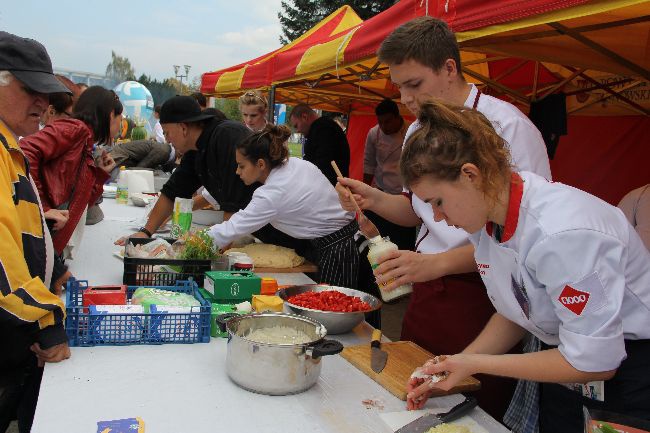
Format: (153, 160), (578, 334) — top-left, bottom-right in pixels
(96, 416), (144, 432)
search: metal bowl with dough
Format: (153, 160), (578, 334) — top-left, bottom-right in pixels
(277, 285), (382, 334)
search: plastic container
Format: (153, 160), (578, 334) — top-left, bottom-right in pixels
(122, 237), (211, 286)
(170, 197), (193, 238)
(367, 236), (413, 302)
(65, 278), (210, 346)
(260, 277), (279, 295)
(116, 166), (129, 204)
(233, 255), (254, 271)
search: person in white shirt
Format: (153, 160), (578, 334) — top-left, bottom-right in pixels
(362, 98), (414, 252)
(401, 98), (650, 433)
(618, 184), (650, 251)
(153, 104), (165, 144)
(336, 16), (551, 420)
(209, 124), (359, 288)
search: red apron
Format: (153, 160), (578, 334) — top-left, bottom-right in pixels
(401, 272), (517, 422)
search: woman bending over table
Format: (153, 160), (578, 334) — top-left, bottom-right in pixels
(208, 124), (359, 288)
(402, 99), (650, 433)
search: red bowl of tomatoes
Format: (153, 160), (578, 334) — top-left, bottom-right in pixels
(277, 285), (382, 335)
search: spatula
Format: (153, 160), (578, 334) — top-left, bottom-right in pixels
(330, 161), (381, 240)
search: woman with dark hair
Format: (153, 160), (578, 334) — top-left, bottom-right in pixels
(20, 86), (121, 257)
(207, 124), (359, 288)
(400, 99), (650, 433)
(40, 75), (80, 126)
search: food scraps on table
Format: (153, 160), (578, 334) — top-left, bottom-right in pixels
(425, 423), (471, 433)
(287, 290), (371, 312)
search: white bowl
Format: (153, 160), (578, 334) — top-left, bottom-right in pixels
(192, 209), (224, 226)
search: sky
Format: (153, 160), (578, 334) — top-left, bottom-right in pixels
(1, 0), (285, 84)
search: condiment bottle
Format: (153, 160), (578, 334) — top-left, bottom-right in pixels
(367, 236), (412, 302)
(116, 166), (129, 204)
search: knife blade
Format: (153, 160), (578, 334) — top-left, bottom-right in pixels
(370, 329), (388, 373)
(395, 396), (478, 433)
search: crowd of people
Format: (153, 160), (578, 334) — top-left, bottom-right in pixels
(1, 14), (648, 433)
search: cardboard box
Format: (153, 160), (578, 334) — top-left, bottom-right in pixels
(203, 271), (261, 303)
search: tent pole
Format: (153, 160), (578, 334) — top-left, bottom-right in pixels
(268, 85), (276, 123)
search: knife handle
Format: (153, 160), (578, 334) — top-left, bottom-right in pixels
(371, 329), (382, 348)
(439, 396), (478, 423)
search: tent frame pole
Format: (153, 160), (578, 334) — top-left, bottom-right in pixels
(268, 85), (276, 123)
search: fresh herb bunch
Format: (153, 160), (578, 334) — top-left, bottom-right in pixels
(180, 229), (220, 260)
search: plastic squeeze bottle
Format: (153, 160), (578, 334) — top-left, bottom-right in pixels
(367, 236), (413, 302)
(116, 166), (129, 204)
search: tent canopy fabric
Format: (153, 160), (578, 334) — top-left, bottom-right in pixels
(201, 0), (650, 116)
(200, 5), (362, 95)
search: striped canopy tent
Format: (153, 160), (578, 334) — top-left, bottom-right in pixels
(200, 5), (363, 96)
(201, 0), (650, 204)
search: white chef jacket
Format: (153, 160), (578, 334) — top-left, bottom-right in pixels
(407, 83), (552, 254)
(209, 157), (355, 247)
(469, 171), (650, 372)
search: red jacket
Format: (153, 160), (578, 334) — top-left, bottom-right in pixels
(20, 119), (109, 253)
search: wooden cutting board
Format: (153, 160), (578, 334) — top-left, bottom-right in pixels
(254, 260), (318, 273)
(341, 341), (480, 401)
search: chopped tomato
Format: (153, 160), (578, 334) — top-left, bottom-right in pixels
(287, 291), (371, 312)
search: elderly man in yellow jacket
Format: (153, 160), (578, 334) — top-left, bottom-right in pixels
(0, 31), (72, 433)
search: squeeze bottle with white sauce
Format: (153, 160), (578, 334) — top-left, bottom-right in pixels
(367, 236), (413, 302)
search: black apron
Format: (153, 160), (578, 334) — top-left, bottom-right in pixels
(539, 339), (650, 433)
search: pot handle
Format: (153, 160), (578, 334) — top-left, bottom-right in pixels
(307, 339), (343, 358)
(215, 313), (240, 333)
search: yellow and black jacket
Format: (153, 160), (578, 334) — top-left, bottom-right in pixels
(0, 120), (66, 367)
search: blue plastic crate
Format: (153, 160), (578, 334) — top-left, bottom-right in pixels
(65, 278), (211, 347)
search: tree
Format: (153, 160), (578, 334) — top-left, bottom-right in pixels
(215, 98), (242, 121)
(278, 1), (396, 44)
(105, 51), (136, 82)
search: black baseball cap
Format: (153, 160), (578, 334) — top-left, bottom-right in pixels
(159, 95), (215, 124)
(0, 31), (71, 94)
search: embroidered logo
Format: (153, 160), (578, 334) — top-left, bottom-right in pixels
(558, 285), (590, 315)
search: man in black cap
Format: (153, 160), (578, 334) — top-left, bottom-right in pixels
(116, 97), (312, 256)
(0, 31), (71, 433)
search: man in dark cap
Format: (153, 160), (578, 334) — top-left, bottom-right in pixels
(116, 97), (311, 256)
(0, 31), (71, 433)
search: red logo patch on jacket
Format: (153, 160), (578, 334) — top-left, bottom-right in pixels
(558, 285), (590, 315)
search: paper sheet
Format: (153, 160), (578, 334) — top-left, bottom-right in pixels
(379, 407), (490, 433)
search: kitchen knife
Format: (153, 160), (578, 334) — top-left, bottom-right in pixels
(395, 396), (478, 433)
(370, 329), (388, 373)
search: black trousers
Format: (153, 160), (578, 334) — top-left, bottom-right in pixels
(539, 339), (650, 433)
(0, 357), (43, 433)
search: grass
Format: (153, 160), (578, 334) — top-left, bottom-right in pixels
(288, 141), (303, 158)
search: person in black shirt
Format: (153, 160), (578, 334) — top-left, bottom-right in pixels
(115, 96), (311, 256)
(289, 103), (350, 186)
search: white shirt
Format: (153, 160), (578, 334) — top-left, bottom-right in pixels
(209, 158), (354, 247)
(363, 122), (408, 194)
(618, 184), (650, 251)
(470, 171), (650, 372)
(408, 83), (552, 254)
(154, 120), (165, 144)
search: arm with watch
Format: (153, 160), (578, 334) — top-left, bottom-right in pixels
(114, 194), (174, 245)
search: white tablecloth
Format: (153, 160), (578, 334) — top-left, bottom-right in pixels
(32, 197), (511, 433)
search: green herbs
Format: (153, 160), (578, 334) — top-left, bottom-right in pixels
(179, 229), (220, 260)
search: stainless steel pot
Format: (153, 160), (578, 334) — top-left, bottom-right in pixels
(217, 312), (343, 395)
